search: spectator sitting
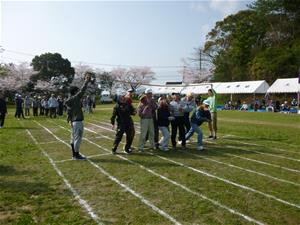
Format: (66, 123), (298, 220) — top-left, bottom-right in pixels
(240, 102), (248, 111)
(291, 98), (297, 107)
(281, 101), (290, 112)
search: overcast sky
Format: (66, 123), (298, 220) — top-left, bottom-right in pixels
(1, 0), (251, 84)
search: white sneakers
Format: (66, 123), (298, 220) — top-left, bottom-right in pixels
(197, 146), (204, 151)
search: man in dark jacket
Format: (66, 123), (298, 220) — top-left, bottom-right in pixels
(111, 92), (136, 154)
(65, 72), (92, 160)
(0, 93), (7, 128)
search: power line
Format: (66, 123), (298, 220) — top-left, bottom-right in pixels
(3, 48), (184, 69)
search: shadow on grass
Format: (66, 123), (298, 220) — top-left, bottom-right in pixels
(0, 180), (50, 194)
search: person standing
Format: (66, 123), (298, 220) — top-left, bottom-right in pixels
(24, 96), (31, 116)
(0, 93), (7, 128)
(15, 95), (25, 119)
(111, 92), (136, 154)
(169, 92), (186, 150)
(137, 92), (157, 152)
(65, 72), (92, 160)
(44, 97), (49, 117)
(32, 96), (39, 117)
(48, 94), (58, 118)
(206, 88), (218, 139)
(157, 97), (171, 151)
(57, 96), (64, 116)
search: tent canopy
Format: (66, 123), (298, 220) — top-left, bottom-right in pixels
(267, 78), (299, 93)
(214, 80), (269, 94)
(142, 80), (270, 95)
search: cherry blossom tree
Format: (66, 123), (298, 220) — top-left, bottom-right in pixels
(110, 67), (155, 90)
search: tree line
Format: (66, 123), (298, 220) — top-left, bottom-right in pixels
(203, 0), (300, 83)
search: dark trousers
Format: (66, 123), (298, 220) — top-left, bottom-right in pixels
(183, 112), (191, 134)
(0, 113), (5, 127)
(15, 108), (25, 119)
(40, 107), (44, 116)
(50, 107), (56, 118)
(171, 116), (186, 147)
(45, 108), (49, 117)
(33, 107), (38, 116)
(112, 123), (134, 151)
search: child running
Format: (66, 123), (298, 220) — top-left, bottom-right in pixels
(185, 100), (211, 151)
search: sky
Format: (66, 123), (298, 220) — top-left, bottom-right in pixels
(0, 0), (251, 84)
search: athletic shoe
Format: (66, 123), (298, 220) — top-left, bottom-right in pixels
(186, 140), (190, 143)
(177, 140), (182, 145)
(124, 149), (132, 154)
(138, 148), (144, 152)
(197, 146), (204, 151)
(208, 135), (213, 139)
(73, 153), (86, 160)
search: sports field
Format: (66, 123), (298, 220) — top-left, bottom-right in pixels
(1, 105), (299, 225)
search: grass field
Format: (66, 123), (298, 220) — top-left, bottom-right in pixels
(0, 105), (300, 225)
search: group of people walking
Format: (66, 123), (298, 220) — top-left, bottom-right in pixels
(110, 87), (218, 154)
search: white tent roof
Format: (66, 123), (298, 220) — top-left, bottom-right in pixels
(181, 83), (221, 94)
(214, 80), (269, 94)
(267, 78), (299, 93)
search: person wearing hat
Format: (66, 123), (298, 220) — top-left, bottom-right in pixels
(0, 92), (7, 128)
(111, 91), (136, 154)
(125, 88), (136, 140)
(65, 72), (92, 160)
(206, 88), (218, 139)
(185, 101), (211, 150)
(169, 92), (186, 150)
(15, 94), (25, 119)
(137, 88), (157, 151)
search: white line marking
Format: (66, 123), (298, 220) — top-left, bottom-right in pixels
(35, 121), (182, 225)
(212, 149), (300, 174)
(88, 121), (300, 210)
(25, 129), (102, 225)
(55, 153), (111, 163)
(225, 145), (300, 163)
(92, 121), (300, 174)
(181, 150), (300, 187)
(54, 120), (265, 225)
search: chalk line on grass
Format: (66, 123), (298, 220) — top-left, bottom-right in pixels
(36, 121), (182, 225)
(26, 129), (103, 225)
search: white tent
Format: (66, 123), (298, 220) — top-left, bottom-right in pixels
(267, 78), (299, 93)
(181, 83), (221, 94)
(214, 80), (269, 94)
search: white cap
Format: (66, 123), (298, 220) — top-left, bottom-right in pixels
(145, 88), (152, 94)
(203, 99), (210, 106)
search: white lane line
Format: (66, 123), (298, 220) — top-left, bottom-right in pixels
(225, 145), (300, 163)
(212, 149), (300, 174)
(25, 129), (102, 225)
(88, 121), (300, 210)
(181, 150), (300, 187)
(55, 153), (111, 163)
(220, 133), (300, 152)
(92, 121), (300, 174)
(35, 121), (182, 225)
(55, 121), (265, 225)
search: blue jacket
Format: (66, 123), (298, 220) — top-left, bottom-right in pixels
(190, 109), (211, 126)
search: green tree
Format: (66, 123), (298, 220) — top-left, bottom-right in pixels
(30, 53), (75, 83)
